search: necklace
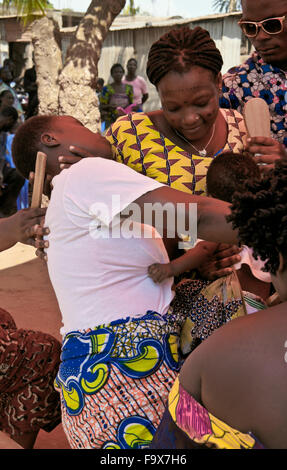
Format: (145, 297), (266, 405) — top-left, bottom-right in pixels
(174, 124), (216, 157)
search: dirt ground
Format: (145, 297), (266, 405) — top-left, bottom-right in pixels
(0, 242), (70, 449)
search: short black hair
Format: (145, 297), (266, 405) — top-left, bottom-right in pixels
(110, 63), (124, 75)
(12, 115), (56, 179)
(228, 160), (287, 274)
(0, 89), (13, 100)
(1, 105), (18, 122)
(206, 151), (261, 203)
(127, 58), (137, 66)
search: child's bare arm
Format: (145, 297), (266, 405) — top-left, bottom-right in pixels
(148, 241), (219, 283)
(168, 241), (219, 276)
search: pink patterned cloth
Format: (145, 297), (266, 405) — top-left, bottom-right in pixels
(176, 383), (212, 440)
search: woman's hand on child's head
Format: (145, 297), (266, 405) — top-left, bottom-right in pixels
(198, 244), (242, 281)
(246, 136), (286, 171)
(148, 263), (174, 283)
(58, 146), (95, 170)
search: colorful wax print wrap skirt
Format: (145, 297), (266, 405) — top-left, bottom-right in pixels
(150, 377), (265, 449)
(55, 309), (184, 449)
(0, 308), (61, 439)
(55, 273), (245, 450)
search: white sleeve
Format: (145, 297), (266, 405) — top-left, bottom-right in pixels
(61, 158), (163, 227)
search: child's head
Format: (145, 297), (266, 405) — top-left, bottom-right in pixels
(96, 78), (104, 93)
(206, 151), (261, 203)
(12, 114), (113, 179)
(228, 159), (287, 300)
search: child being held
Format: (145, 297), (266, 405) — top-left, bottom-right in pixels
(148, 152), (271, 312)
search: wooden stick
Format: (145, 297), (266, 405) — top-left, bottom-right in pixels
(31, 152), (47, 208)
(243, 98), (271, 138)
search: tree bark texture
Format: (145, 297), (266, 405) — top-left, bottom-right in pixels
(31, 16), (63, 115)
(58, 0), (126, 132)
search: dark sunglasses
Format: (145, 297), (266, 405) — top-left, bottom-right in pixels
(238, 15), (286, 37)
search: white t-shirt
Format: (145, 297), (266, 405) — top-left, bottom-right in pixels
(45, 158), (174, 336)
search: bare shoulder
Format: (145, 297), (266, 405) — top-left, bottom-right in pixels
(179, 303), (287, 448)
(181, 303), (287, 390)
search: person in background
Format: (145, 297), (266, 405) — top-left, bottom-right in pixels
(0, 67), (24, 122)
(220, 0), (287, 162)
(95, 77), (104, 97)
(99, 63), (133, 130)
(0, 106), (25, 217)
(0, 90), (15, 112)
(150, 159), (287, 450)
(0, 105), (28, 212)
(23, 62), (38, 119)
(94, 77), (106, 133)
(123, 58), (149, 112)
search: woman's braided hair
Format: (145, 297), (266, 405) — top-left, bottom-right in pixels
(146, 26), (223, 87)
(227, 160), (287, 274)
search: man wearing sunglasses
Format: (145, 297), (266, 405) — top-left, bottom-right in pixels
(220, 0), (287, 159)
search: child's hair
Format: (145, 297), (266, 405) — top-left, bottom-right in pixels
(12, 115), (56, 179)
(227, 159), (287, 274)
(206, 151), (261, 203)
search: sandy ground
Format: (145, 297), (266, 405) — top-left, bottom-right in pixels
(0, 243), (70, 449)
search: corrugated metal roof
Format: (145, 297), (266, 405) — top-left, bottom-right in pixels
(0, 8), (242, 30)
(109, 11), (242, 30)
(110, 15), (191, 30)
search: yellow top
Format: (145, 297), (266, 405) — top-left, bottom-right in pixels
(105, 108), (248, 196)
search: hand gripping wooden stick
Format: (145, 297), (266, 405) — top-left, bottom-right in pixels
(243, 97), (271, 138)
(31, 151), (47, 208)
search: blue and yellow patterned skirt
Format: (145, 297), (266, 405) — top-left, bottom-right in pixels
(55, 273), (246, 449)
(55, 310), (185, 449)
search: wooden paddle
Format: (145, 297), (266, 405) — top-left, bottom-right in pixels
(31, 151), (47, 208)
(243, 97), (271, 138)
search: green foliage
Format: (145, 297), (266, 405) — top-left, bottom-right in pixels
(1, 0), (51, 25)
(123, 0), (140, 16)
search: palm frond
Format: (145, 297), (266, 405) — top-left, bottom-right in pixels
(1, 0), (50, 25)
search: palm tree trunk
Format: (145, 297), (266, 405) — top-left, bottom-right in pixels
(58, 0), (126, 132)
